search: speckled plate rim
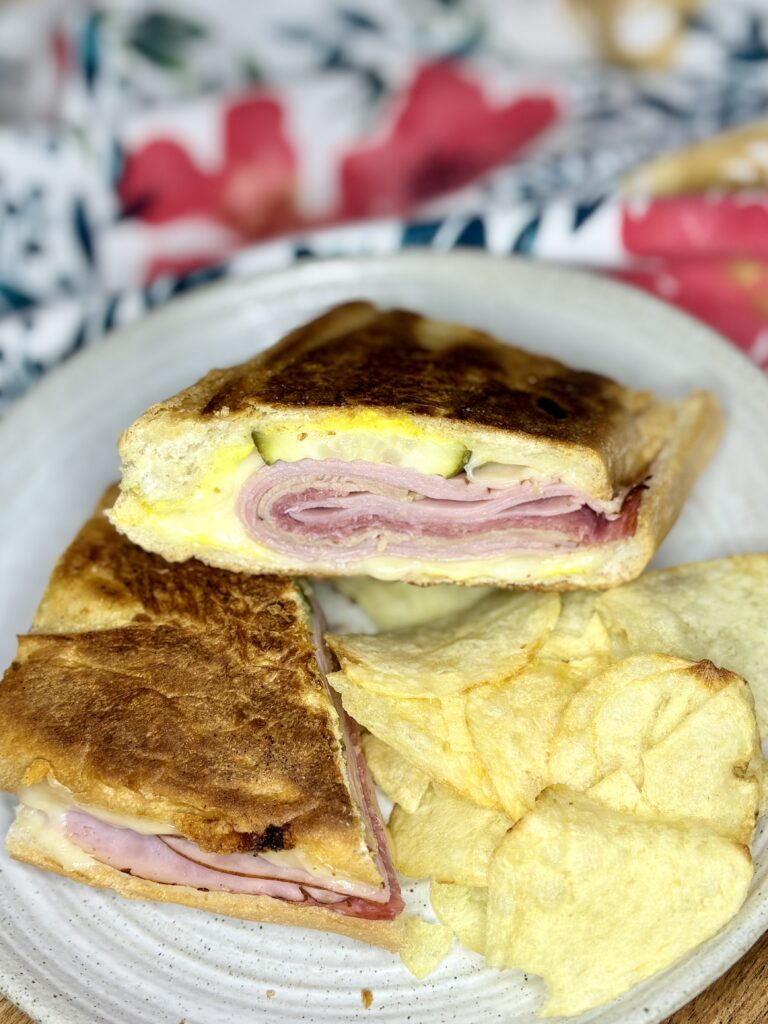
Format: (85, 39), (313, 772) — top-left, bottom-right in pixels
(0, 250), (767, 1024)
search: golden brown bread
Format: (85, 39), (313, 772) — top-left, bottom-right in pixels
(148, 301), (675, 493)
(0, 488), (381, 888)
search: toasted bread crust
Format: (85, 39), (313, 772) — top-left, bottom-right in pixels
(6, 818), (404, 952)
(0, 491), (379, 884)
(166, 302), (671, 492)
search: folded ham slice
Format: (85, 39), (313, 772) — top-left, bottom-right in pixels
(64, 812), (401, 920)
(237, 460), (643, 561)
(65, 814), (307, 901)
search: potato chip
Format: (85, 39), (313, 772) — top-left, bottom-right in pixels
(466, 657), (604, 821)
(595, 554), (768, 735)
(586, 767), (651, 815)
(549, 654), (763, 843)
(536, 593), (609, 662)
(400, 915), (454, 979)
(335, 578), (492, 631)
(361, 733), (430, 813)
(326, 590), (560, 698)
(389, 783), (512, 885)
(549, 653), (697, 790)
(485, 787), (753, 1018)
(329, 670), (499, 807)
(429, 881), (488, 955)
(640, 673), (761, 843)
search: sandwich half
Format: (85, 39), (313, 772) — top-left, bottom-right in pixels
(0, 488), (404, 950)
(110, 302), (721, 588)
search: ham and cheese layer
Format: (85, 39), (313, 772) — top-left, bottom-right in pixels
(237, 460), (643, 561)
(61, 812), (401, 920)
(18, 766), (402, 922)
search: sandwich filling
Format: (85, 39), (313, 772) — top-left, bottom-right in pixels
(237, 459), (644, 562)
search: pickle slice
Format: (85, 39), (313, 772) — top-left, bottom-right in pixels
(253, 429), (467, 478)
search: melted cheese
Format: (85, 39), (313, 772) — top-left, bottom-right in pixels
(19, 781), (176, 835)
(12, 805), (97, 871)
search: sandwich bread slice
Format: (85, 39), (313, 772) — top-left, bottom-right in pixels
(109, 302), (721, 588)
(0, 488), (404, 950)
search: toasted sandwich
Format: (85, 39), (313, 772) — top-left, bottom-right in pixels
(0, 488), (404, 950)
(109, 302), (721, 588)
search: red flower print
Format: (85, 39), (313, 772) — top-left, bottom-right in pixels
(615, 258), (768, 365)
(340, 62), (559, 219)
(622, 196), (768, 259)
(118, 93), (298, 240)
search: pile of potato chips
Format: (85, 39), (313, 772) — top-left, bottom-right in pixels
(328, 557), (768, 1016)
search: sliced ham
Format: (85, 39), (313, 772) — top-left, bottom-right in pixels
(334, 707), (403, 920)
(159, 835), (385, 901)
(63, 810), (401, 920)
(237, 460), (642, 562)
(65, 812), (306, 902)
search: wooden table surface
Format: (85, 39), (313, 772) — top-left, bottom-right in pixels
(0, 929), (766, 1024)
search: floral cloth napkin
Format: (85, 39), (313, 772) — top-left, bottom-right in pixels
(3, 0), (768, 407)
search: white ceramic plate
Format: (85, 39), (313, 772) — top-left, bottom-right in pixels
(1, 251), (767, 1024)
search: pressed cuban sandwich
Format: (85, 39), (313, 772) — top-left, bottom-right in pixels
(109, 302), (721, 588)
(0, 489), (403, 949)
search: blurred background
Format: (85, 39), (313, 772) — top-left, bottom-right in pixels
(4, 0), (768, 407)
